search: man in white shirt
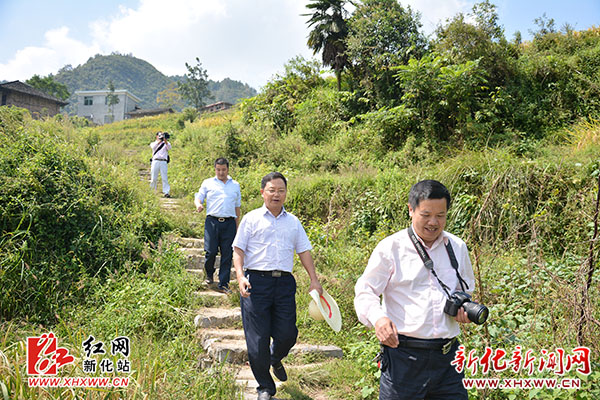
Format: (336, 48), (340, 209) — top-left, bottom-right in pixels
(149, 131), (171, 197)
(194, 158), (241, 293)
(355, 180), (476, 399)
(233, 172), (323, 400)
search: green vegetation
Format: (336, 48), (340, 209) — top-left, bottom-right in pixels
(25, 74), (70, 101)
(2, 2), (600, 399)
(178, 58), (213, 111)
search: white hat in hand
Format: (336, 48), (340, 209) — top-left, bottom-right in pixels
(308, 289), (342, 332)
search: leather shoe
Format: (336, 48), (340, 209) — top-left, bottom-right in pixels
(271, 360), (287, 381)
(217, 286), (232, 294)
(257, 391), (272, 400)
(204, 277), (213, 285)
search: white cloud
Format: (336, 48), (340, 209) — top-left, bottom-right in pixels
(0, 27), (99, 81)
(88, 0), (313, 89)
(403, 0), (475, 35)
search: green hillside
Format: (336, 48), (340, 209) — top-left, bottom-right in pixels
(54, 53), (257, 113)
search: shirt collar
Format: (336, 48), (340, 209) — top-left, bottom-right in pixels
(213, 175), (232, 184)
(261, 204), (287, 218)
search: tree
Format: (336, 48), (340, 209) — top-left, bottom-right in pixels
(157, 82), (184, 110)
(304, 0), (351, 91)
(433, 1), (513, 96)
(346, 0), (426, 106)
(106, 80), (120, 123)
(178, 58), (213, 111)
(531, 13), (556, 38)
(25, 74), (70, 100)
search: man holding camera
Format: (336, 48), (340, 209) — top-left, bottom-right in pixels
(150, 131), (171, 198)
(354, 180), (478, 399)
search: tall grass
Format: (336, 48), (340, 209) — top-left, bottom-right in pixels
(0, 242), (243, 399)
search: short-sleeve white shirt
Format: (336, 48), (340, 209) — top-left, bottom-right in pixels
(194, 176), (241, 218)
(232, 205), (312, 272)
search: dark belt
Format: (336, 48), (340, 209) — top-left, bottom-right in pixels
(208, 215), (235, 222)
(397, 335), (457, 354)
(246, 269), (291, 277)
(153, 158), (168, 162)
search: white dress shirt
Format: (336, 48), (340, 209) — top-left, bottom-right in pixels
(194, 176), (241, 218)
(232, 205), (312, 272)
(354, 226), (475, 339)
(150, 141), (171, 160)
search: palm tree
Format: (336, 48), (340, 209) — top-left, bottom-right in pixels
(304, 0), (350, 91)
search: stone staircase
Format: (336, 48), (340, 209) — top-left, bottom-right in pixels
(171, 233), (343, 399)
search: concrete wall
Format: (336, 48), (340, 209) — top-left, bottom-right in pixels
(75, 90), (140, 125)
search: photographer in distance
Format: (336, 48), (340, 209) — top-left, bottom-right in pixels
(355, 180), (487, 399)
(149, 131), (171, 198)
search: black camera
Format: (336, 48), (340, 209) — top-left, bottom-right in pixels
(157, 131), (170, 140)
(443, 291), (489, 325)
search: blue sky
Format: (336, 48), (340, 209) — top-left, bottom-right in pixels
(1, 0), (598, 90)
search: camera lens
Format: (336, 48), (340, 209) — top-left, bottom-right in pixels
(463, 302), (489, 325)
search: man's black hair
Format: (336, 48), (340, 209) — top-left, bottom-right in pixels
(214, 157), (229, 168)
(261, 172), (287, 189)
(408, 180), (451, 210)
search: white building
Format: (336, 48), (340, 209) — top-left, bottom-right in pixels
(74, 89), (141, 125)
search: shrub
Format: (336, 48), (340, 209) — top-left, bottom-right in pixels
(294, 88), (351, 144)
(0, 107), (171, 322)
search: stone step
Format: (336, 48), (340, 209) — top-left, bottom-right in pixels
(198, 328), (343, 365)
(236, 363), (331, 400)
(175, 237), (204, 248)
(194, 307), (242, 329)
(178, 247), (205, 256)
(193, 289), (229, 299)
(235, 364), (283, 400)
(178, 248), (221, 270)
(188, 270), (238, 284)
(160, 198), (183, 205)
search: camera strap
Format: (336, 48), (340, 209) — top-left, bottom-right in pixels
(151, 142), (166, 159)
(407, 226), (469, 298)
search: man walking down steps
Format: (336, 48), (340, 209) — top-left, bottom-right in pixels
(195, 157), (241, 294)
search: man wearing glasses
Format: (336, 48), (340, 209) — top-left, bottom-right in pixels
(232, 172), (323, 400)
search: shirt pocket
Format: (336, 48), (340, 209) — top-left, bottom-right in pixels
(281, 224), (298, 250)
(251, 219), (275, 244)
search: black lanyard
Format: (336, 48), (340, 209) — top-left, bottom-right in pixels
(407, 226), (469, 298)
(152, 142), (165, 157)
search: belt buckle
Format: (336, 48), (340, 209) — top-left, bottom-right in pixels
(442, 338), (455, 355)
(217, 217), (225, 222)
(272, 270), (282, 277)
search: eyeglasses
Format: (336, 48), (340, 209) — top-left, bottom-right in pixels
(265, 189), (286, 195)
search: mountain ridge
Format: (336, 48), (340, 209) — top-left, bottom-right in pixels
(53, 53), (257, 113)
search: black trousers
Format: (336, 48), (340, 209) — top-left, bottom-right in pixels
(204, 216), (236, 288)
(240, 271), (298, 396)
(379, 338), (467, 400)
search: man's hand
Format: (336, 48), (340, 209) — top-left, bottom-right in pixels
(375, 317), (399, 348)
(196, 203), (204, 213)
(308, 279), (323, 297)
(238, 276), (251, 298)
(455, 307), (471, 324)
